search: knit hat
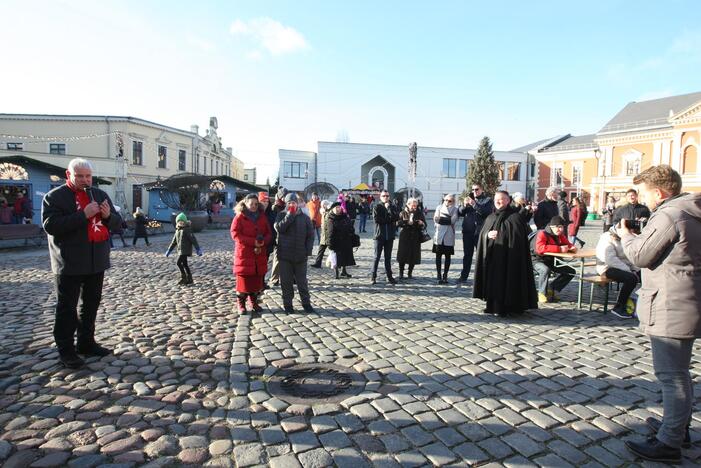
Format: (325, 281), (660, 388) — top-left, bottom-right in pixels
(258, 191), (269, 202)
(330, 201), (341, 210)
(284, 193), (298, 204)
(175, 212), (188, 223)
(276, 187), (289, 200)
(549, 215), (566, 226)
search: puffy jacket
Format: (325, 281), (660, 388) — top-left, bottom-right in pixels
(534, 227), (573, 267)
(274, 210), (315, 262)
(373, 203), (400, 241)
(231, 209), (272, 276)
(458, 195), (494, 235)
(168, 223), (200, 256)
(307, 199), (322, 228)
(595, 231), (637, 276)
(622, 192), (701, 338)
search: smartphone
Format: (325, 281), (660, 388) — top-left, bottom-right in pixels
(468, 192), (475, 200)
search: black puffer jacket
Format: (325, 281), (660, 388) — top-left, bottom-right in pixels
(274, 210), (315, 262)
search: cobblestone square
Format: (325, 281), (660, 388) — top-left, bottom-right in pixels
(1, 222), (700, 467)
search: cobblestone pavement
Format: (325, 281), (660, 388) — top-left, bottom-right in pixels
(1, 221), (700, 467)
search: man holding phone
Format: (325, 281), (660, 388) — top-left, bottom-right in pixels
(457, 184), (494, 283)
(42, 158), (122, 368)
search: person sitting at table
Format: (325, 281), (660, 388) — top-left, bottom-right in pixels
(595, 226), (640, 319)
(532, 215), (577, 303)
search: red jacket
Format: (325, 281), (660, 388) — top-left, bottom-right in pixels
(230, 209), (272, 277)
(535, 229), (573, 255)
(568, 205), (581, 237)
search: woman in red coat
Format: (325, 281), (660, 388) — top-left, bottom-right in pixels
(230, 193), (272, 314)
(568, 196), (585, 247)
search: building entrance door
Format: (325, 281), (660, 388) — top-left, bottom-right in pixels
(132, 185), (143, 209)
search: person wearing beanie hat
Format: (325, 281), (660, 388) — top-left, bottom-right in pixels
(258, 191), (269, 203)
(274, 192), (316, 313)
(532, 214), (577, 303)
(132, 206), (150, 246)
(166, 212), (202, 285)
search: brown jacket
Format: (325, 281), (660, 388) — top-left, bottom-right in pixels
(622, 192), (701, 338)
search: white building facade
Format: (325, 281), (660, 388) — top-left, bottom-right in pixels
(279, 141), (528, 208)
(0, 114), (243, 213)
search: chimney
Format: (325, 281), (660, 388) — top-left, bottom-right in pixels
(190, 125), (199, 134)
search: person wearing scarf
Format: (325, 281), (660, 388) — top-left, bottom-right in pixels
(432, 193), (459, 284)
(231, 193), (272, 314)
(473, 190), (537, 316)
(41, 158), (122, 369)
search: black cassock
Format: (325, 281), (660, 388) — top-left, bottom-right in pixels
(473, 205), (538, 315)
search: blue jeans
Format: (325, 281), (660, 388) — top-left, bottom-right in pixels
(650, 336), (695, 448)
(533, 261), (575, 294)
(358, 214), (367, 232)
(314, 226), (320, 243)
(372, 239), (394, 278)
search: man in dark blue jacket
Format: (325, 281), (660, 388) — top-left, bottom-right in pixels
(42, 158), (122, 369)
(371, 190), (400, 285)
(457, 184), (494, 283)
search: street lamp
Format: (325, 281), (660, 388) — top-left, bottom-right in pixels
(594, 148), (606, 212)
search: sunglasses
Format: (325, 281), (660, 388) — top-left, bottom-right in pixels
(444, 199), (454, 203)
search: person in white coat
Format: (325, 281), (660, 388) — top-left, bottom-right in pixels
(433, 193), (459, 284)
(595, 227), (639, 318)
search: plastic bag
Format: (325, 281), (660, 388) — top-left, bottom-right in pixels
(325, 251), (338, 269)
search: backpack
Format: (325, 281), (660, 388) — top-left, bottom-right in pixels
(528, 229), (541, 256)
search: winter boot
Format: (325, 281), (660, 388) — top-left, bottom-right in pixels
(248, 293), (263, 313)
(407, 265), (414, 279)
(57, 342), (85, 369)
(399, 264), (405, 279)
(236, 294), (248, 314)
(185, 273), (193, 285)
(335, 268), (340, 279)
(340, 267), (352, 278)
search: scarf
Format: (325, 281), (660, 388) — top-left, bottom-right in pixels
(68, 181), (110, 243)
(245, 208), (260, 222)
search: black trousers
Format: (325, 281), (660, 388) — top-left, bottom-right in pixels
(604, 267), (639, 308)
(54, 273), (104, 350)
(133, 233), (149, 245)
(372, 239), (394, 278)
(313, 244), (327, 266)
(177, 255), (191, 278)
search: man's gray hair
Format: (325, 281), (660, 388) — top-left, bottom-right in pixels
(545, 187), (558, 198)
(67, 158), (94, 173)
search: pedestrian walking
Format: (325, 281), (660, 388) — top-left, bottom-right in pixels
(345, 194), (358, 226)
(457, 184), (494, 283)
(231, 194), (272, 314)
(41, 158), (121, 368)
(396, 197), (425, 279)
(275, 193), (316, 313)
(132, 207), (150, 246)
(473, 191), (537, 316)
(433, 193), (459, 284)
(371, 189), (400, 285)
(166, 212), (202, 285)
(602, 195), (617, 232)
(621, 165), (701, 464)
(311, 200), (332, 268)
(328, 202), (356, 279)
(109, 206), (128, 248)
(568, 196), (586, 247)
(12, 192), (32, 224)
(357, 198), (370, 233)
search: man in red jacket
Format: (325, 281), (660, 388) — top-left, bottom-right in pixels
(533, 215), (577, 303)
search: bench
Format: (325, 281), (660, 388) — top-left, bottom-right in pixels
(0, 224), (45, 246)
(582, 275), (616, 313)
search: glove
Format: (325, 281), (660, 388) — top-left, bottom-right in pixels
(196, 248), (203, 256)
(165, 249), (172, 257)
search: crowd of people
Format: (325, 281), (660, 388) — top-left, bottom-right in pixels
(41, 157), (700, 464)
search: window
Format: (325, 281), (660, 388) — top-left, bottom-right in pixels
(6, 143), (22, 151)
(243, 174), (249, 181)
(283, 161), (308, 178)
(210, 159), (213, 175)
(497, 162), (505, 180)
(442, 159), (456, 178)
(158, 146), (167, 168)
(572, 164), (582, 186)
(625, 158), (640, 176)
(132, 141), (143, 166)
(551, 165), (563, 186)
(178, 150), (186, 171)
(458, 159), (468, 178)
(683, 146), (697, 174)
(49, 143), (66, 155)
(507, 162), (521, 181)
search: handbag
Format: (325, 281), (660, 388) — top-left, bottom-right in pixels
(351, 233), (361, 248)
(420, 228), (432, 243)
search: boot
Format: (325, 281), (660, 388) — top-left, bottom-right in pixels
(185, 273), (193, 285)
(340, 267), (352, 278)
(77, 341), (111, 357)
(387, 276), (397, 285)
(442, 272), (449, 285)
(178, 273), (187, 285)
(407, 265), (414, 279)
(335, 268), (340, 279)
(646, 417), (691, 449)
(236, 294), (247, 314)
(247, 293), (263, 313)
(371, 275), (377, 285)
(57, 342), (85, 369)
(399, 265), (405, 279)
(625, 437), (681, 463)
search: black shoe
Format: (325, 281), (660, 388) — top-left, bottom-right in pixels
(625, 437), (681, 463)
(77, 342), (111, 357)
(387, 277), (397, 285)
(340, 271), (352, 278)
(310, 263), (321, 269)
(646, 417), (691, 449)
(610, 305), (632, 319)
(283, 305), (294, 314)
(59, 349), (85, 369)
(456, 277), (467, 284)
(302, 304), (315, 313)
(371, 276), (377, 285)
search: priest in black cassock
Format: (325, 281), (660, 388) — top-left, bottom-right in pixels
(473, 190), (538, 316)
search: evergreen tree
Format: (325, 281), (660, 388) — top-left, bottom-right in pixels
(466, 136), (500, 196)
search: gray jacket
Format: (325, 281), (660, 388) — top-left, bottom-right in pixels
(274, 210), (315, 263)
(433, 204), (459, 246)
(622, 192), (701, 338)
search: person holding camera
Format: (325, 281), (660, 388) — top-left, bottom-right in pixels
(371, 189), (400, 285)
(41, 158), (122, 369)
(275, 193), (316, 313)
(620, 165), (701, 463)
(457, 184), (494, 283)
(613, 188), (651, 232)
(433, 193), (459, 284)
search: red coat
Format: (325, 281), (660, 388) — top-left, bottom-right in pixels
(230, 210), (272, 277)
(568, 205), (581, 237)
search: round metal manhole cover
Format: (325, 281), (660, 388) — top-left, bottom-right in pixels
(267, 363), (367, 404)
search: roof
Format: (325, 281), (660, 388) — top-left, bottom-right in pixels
(540, 134), (597, 153)
(510, 137), (558, 153)
(0, 155), (112, 184)
(599, 91), (701, 133)
(143, 173), (265, 193)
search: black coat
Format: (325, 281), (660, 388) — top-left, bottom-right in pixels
(473, 206), (537, 313)
(274, 210), (315, 263)
(41, 184), (122, 275)
(373, 203), (400, 241)
(345, 200), (358, 220)
(328, 212), (356, 267)
(612, 203), (651, 225)
(533, 199), (558, 230)
(396, 209), (424, 265)
(458, 194), (494, 235)
(134, 214), (148, 236)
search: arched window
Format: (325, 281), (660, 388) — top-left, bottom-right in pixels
(682, 145), (697, 175)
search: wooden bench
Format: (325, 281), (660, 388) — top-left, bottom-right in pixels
(582, 275), (616, 313)
(0, 224), (45, 246)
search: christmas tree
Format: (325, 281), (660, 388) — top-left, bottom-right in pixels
(466, 136), (500, 195)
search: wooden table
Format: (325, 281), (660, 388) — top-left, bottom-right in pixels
(543, 249), (597, 309)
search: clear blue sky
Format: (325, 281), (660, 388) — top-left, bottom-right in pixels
(1, 0), (700, 181)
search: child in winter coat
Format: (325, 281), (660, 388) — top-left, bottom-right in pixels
(166, 212), (202, 284)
